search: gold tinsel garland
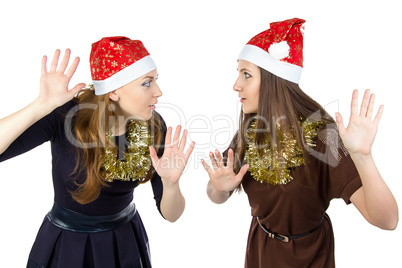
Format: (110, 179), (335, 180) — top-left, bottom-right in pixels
(244, 117), (324, 185)
(101, 120), (153, 182)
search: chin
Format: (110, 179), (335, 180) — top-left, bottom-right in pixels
(129, 113), (151, 121)
(142, 111), (153, 121)
(242, 107), (257, 114)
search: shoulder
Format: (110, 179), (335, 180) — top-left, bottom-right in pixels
(309, 121), (350, 168)
(151, 111), (167, 135)
(36, 100), (78, 131)
(53, 99), (79, 119)
(153, 111), (166, 128)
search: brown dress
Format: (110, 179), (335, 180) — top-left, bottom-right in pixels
(228, 128), (362, 268)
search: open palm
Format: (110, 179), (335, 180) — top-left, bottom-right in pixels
(38, 49), (85, 111)
(149, 125), (195, 184)
(336, 89), (384, 156)
(201, 148), (249, 193)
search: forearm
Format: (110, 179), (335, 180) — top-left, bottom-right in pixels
(352, 153), (398, 229)
(0, 99), (53, 154)
(160, 179), (185, 222)
(207, 180), (231, 204)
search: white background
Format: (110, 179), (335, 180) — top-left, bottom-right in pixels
(0, 0), (401, 267)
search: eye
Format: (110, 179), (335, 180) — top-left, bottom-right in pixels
(244, 72), (251, 79)
(142, 80), (152, 87)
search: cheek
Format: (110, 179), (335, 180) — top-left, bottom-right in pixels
(252, 83), (260, 104)
(129, 91), (152, 114)
(119, 94), (141, 114)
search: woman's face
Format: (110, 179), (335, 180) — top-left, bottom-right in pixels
(233, 60), (260, 114)
(110, 69), (162, 121)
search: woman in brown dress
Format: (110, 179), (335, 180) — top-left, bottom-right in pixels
(201, 18), (398, 267)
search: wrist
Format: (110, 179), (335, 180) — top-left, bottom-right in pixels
(32, 97), (56, 117)
(208, 180), (230, 195)
(350, 151), (374, 163)
(161, 177), (180, 188)
(207, 181), (230, 204)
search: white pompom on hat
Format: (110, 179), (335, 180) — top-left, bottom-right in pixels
(238, 18), (305, 84)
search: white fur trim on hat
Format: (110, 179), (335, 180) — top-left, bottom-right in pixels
(238, 44), (302, 84)
(93, 55), (157, 95)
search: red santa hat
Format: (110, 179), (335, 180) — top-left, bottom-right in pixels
(90, 36), (156, 95)
(238, 18), (305, 84)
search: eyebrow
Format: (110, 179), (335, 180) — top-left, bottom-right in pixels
(142, 75), (159, 80)
(238, 68), (252, 73)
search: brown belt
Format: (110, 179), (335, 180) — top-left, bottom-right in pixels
(256, 216), (324, 243)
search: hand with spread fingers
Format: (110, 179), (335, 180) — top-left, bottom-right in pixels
(201, 148), (249, 203)
(0, 49), (85, 155)
(38, 49), (86, 112)
(149, 125), (195, 185)
(337, 89), (398, 230)
(149, 125), (194, 222)
(336, 89), (384, 157)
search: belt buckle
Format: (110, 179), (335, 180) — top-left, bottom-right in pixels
(257, 217), (290, 243)
(274, 233), (289, 243)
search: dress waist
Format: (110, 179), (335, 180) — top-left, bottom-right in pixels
(46, 202), (136, 233)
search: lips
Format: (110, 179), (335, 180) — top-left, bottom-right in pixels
(240, 98), (246, 103)
(149, 102), (157, 110)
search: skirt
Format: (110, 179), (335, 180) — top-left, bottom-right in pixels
(26, 203), (152, 268)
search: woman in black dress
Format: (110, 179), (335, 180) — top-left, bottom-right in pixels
(0, 36), (194, 267)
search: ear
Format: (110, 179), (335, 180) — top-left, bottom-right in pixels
(108, 90), (119, 102)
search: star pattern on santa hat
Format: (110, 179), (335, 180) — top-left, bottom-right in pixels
(247, 18), (305, 67)
(90, 37), (150, 81)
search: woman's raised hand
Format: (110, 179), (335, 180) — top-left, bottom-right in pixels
(149, 125), (195, 185)
(38, 49), (86, 111)
(336, 89), (384, 157)
(201, 148), (249, 193)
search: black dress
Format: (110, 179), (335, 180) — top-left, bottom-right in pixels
(0, 100), (166, 268)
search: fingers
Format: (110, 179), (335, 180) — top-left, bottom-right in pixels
(149, 146), (159, 167)
(184, 141), (195, 160)
(65, 56), (80, 78)
(69, 83), (87, 97)
(236, 164), (249, 180)
(50, 49), (61, 72)
(41, 55), (48, 75)
(335, 112), (346, 135)
(350, 89), (359, 116)
(215, 149), (224, 167)
(374, 105), (384, 124)
(351, 89), (381, 121)
(166, 126), (194, 156)
(172, 125), (182, 148)
(149, 145), (157, 158)
(201, 159), (212, 174)
(209, 151), (219, 169)
(43, 49), (79, 78)
(178, 129), (187, 151)
(226, 148), (234, 168)
(366, 93), (375, 119)
(359, 89), (370, 117)
(58, 48), (71, 73)
(164, 127), (173, 148)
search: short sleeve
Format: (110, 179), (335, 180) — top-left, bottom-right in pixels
(313, 126), (362, 204)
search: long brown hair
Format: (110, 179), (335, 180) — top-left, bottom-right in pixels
(70, 87), (162, 204)
(233, 68), (334, 187)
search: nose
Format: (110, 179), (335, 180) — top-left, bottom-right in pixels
(233, 77), (242, 92)
(154, 83), (163, 97)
